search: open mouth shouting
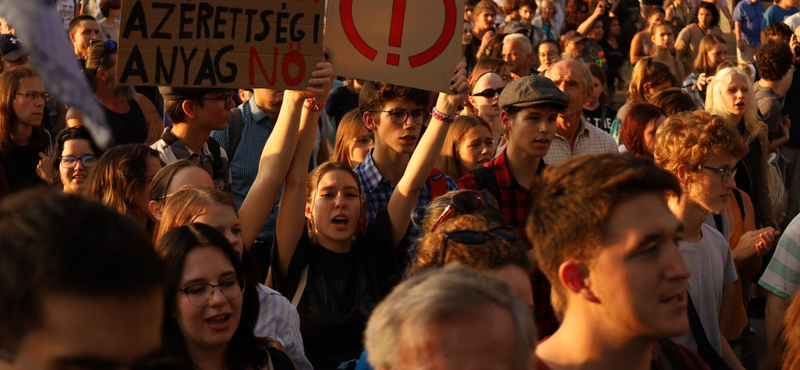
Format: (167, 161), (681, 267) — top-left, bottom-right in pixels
(205, 313), (233, 331)
(331, 214), (350, 230)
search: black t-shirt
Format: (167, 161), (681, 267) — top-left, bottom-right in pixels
(583, 105), (618, 132)
(0, 132), (52, 193)
(271, 208), (406, 370)
(599, 39), (626, 76)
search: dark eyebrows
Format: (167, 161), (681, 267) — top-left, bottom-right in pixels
(182, 270), (237, 287)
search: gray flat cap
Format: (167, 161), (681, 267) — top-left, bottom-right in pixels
(498, 75), (570, 110)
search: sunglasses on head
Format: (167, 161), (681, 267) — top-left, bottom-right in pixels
(431, 190), (499, 232)
(438, 226), (519, 267)
(470, 87), (504, 99)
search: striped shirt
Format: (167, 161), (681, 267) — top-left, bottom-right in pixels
(759, 213), (800, 299)
(211, 97), (280, 239)
(543, 117), (618, 165)
(256, 284), (313, 370)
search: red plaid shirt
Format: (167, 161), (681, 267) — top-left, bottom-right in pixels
(457, 151), (558, 336)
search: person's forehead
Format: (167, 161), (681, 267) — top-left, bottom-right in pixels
(549, 62), (582, 79)
(604, 193), (678, 247)
(80, 21), (99, 30)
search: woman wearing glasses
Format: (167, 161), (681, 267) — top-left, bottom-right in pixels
(157, 223), (294, 370)
(706, 67), (778, 229)
(49, 126), (101, 193)
(0, 65), (53, 193)
(465, 70), (505, 149)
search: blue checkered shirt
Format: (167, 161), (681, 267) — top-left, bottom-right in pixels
(211, 96), (280, 240)
(354, 150), (458, 241)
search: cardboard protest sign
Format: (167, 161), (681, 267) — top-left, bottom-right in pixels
(325, 0), (465, 93)
(117, 0), (324, 90)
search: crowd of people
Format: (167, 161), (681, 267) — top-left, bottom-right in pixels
(4, 0), (800, 369)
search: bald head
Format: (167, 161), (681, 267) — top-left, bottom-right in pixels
(544, 60), (592, 123)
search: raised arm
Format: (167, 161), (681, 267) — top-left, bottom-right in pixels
(386, 63), (469, 247)
(577, 0), (606, 36)
(274, 64), (333, 275)
(240, 63), (333, 250)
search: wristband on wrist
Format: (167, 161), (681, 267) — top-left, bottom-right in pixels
(431, 107), (456, 124)
(304, 99), (325, 111)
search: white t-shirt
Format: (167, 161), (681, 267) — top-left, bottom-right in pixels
(672, 223), (738, 356)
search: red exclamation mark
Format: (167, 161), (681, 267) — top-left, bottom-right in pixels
(386, 0), (406, 66)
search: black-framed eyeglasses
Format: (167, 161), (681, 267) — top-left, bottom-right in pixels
(179, 276), (245, 306)
(701, 165), (737, 182)
(431, 190), (499, 232)
(438, 226), (519, 267)
(371, 108), (430, 125)
(90, 38), (117, 52)
(59, 155), (97, 168)
(15, 92), (49, 102)
(470, 87), (504, 99)
(199, 90), (233, 102)
(0, 348), (186, 370)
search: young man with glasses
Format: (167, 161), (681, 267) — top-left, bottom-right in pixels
(66, 39), (162, 146)
(653, 111), (748, 370)
(457, 74), (568, 337)
(528, 153), (708, 369)
(0, 189), (168, 370)
(151, 86), (234, 192)
(354, 81), (458, 238)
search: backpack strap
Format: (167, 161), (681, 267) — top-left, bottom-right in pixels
(732, 188), (745, 221)
(290, 265), (309, 307)
(426, 167), (448, 201)
(226, 107), (244, 161)
(205, 137), (224, 183)
(467, 166), (502, 207)
(687, 292), (731, 369)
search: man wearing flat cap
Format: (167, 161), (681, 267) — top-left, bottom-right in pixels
(458, 75), (569, 337)
(150, 87), (234, 192)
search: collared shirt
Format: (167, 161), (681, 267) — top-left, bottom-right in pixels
(354, 150), (458, 241)
(734, 0), (764, 46)
(543, 117), (618, 165)
(255, 284), (313, 370)
(211, 96), (280, 239)
(456, 151), (558, 336)
(151, 127), (232, 192)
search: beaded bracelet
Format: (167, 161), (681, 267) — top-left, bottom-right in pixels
(304, 99), (325, 111)
(430, 107), (456, 124)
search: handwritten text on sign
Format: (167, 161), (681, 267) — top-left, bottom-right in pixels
(117, 0), (324, 89)
(325, 0), (464, 93)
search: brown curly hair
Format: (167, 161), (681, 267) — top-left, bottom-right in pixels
(408, 214), (531, 276)
(756, 41), (793, 81)
(653, 111), (749, 181)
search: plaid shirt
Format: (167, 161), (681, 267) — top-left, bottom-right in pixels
(354, 150), (458, 241)
(543, 117), (618, 165)
(457, 151), (558, 336)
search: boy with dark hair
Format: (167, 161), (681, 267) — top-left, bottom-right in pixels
(0, 189), (166, 369)
(355, 81), (458, 234)
(458, 75), (569, 336)
(653, 111), (749, 370)
(528, 153), (707, 369)
(151, 87), (234, 191)
(755, 40), (793, 151)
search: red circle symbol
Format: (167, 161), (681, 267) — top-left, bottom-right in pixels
(339, 0), (457, 67)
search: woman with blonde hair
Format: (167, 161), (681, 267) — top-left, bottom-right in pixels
(465, 70), (505, 146)
(436, 116), (495, 180)
(706, 67), (778, 229)
(331, 109), (373, 168)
